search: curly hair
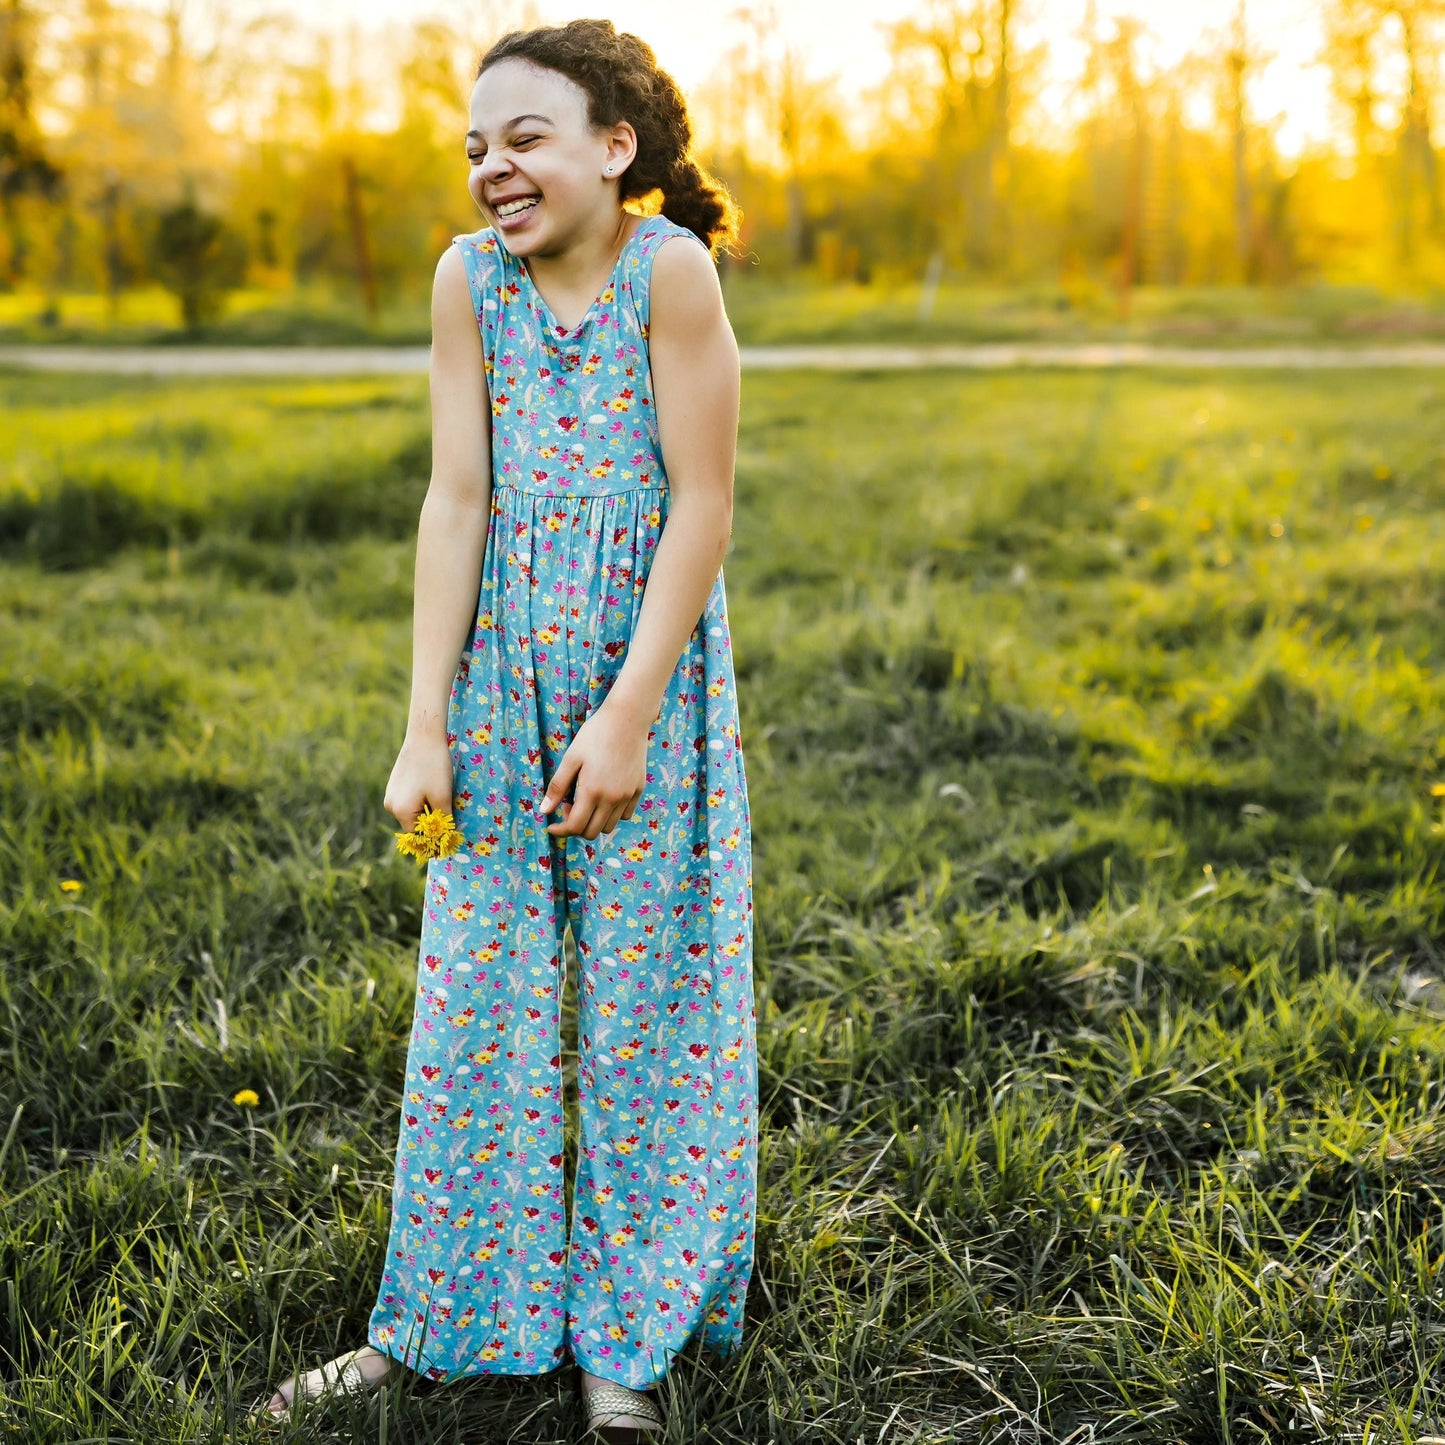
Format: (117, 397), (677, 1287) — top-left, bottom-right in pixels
(476, 18), (742, 259)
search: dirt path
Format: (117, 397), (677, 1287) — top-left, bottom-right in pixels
(7, 342), (1445, 374)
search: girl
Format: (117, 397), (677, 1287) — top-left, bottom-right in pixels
(256, 18), (756, 1444)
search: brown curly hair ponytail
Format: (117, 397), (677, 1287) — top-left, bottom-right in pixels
(476, 18), (742, 258)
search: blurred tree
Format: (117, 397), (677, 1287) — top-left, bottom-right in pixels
(883, 0), (1020, 272)
(41, 0), (230, 312)
(0, 0), (63, 287)
(341, 153), (377, 320)
(1322, 0), (1445, 274)
(1067, 10), (1148, 306)
(150, 196), (245, 329)
(1393, 0), (1443, 263)
(1225, 3), (1260, 279)
(701, 4), (842, 269)
(1323, 0), (1384, 164)
(1188, 1), (1278, 283)
(13, 0), (1445, 313)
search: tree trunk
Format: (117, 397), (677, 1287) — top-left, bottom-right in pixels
(342, 155), (379, 322)
(1229, 3), (1253, 282)
(993, 0), (1012, 271)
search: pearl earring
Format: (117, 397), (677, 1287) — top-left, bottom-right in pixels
(605, 166), (614, 174)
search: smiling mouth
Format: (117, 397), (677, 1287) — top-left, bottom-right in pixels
(495, 196), (540, 217)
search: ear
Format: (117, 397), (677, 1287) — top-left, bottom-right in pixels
(603, 120), (638, 178)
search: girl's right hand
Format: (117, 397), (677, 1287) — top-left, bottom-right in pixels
(384, 734), (455, 833)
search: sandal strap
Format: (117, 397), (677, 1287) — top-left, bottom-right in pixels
(583, 1380), (664, 1428)
(300, 1348), (374, 1400)
(248, 1348), (385, 1426)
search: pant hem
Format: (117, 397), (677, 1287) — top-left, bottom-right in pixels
(569, 1339), (675, 1391)
(365, 1326), (569, 1382)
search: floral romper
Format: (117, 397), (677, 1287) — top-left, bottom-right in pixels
(366, 212), (757, 1391)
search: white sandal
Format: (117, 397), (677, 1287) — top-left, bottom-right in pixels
(580, 1376), (665, 1443)
(250, 1345), (395, 1424)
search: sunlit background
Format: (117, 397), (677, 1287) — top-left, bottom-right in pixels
(6, 0), (1445, 328)
(268, 0), (1337, 156)
(9, 8), (1445, 1439)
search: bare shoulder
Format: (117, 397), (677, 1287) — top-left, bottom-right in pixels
(432, 243), (473, 322)
(431, 242), (480, 359)
(650, 232), (730, 338)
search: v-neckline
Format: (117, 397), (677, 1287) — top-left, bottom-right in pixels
(520, 217), (649, 339)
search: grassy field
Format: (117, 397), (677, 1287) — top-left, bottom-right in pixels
(10, 274), (1445, 349)
(2, 363), (1444, 1443)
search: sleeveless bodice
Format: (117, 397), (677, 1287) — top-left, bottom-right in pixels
(451, 213), (710, 498)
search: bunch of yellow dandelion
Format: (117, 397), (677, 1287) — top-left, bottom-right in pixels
(232, 1088), (260, 1108)
(395, 805), (464, 863)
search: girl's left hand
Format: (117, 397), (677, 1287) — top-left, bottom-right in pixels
(538, 700), (651, 839)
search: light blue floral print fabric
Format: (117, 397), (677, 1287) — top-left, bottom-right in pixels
(366, 212), (758, 1390)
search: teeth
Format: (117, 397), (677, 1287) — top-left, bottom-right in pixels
(496, 196), (539, 217)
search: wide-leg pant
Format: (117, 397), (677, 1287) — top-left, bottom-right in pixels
(367, 519), (757, 1390)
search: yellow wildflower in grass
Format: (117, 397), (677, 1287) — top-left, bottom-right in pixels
(1431, 783), (1445, 798)
(232, 1088), (260, 1108)
(59, 879), (83, 892)
(396, 805), (464, 863)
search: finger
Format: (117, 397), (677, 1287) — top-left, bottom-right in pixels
(619, 792), (641, 822)
(539, 753), (583, 814)
(598, 803), (626, 835)
(547, 807), (583, 837)
(583, 805), (609, 840)
(551, 796), (604, 839)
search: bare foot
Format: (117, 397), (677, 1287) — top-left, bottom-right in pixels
(263, 1344), (397, 1418)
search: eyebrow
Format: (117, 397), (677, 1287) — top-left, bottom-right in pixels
(465, 114), (554, 141)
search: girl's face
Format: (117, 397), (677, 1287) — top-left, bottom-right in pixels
(466, 58), (636, 256)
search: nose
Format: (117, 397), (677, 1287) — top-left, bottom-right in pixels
(479, 151), (511, 186)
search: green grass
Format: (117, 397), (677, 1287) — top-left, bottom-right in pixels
(2, 364), (1444, 1442)
(11, 274), (1445, 348)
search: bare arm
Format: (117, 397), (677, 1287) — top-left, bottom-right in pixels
(598, 237), (740, 728)
(538, 235), (740, 837)
(384, 243), (492, 828)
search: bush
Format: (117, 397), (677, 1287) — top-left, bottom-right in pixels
(149, 201), (248, 331)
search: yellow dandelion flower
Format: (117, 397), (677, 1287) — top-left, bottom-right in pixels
(396, 805), (465, 864)
(59, 879), (83, 893)
(1431, 783), (1445, 798)
(232, 1088), (260, 1108)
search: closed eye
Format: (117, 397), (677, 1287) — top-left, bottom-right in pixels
(466, 136), (539, 163)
